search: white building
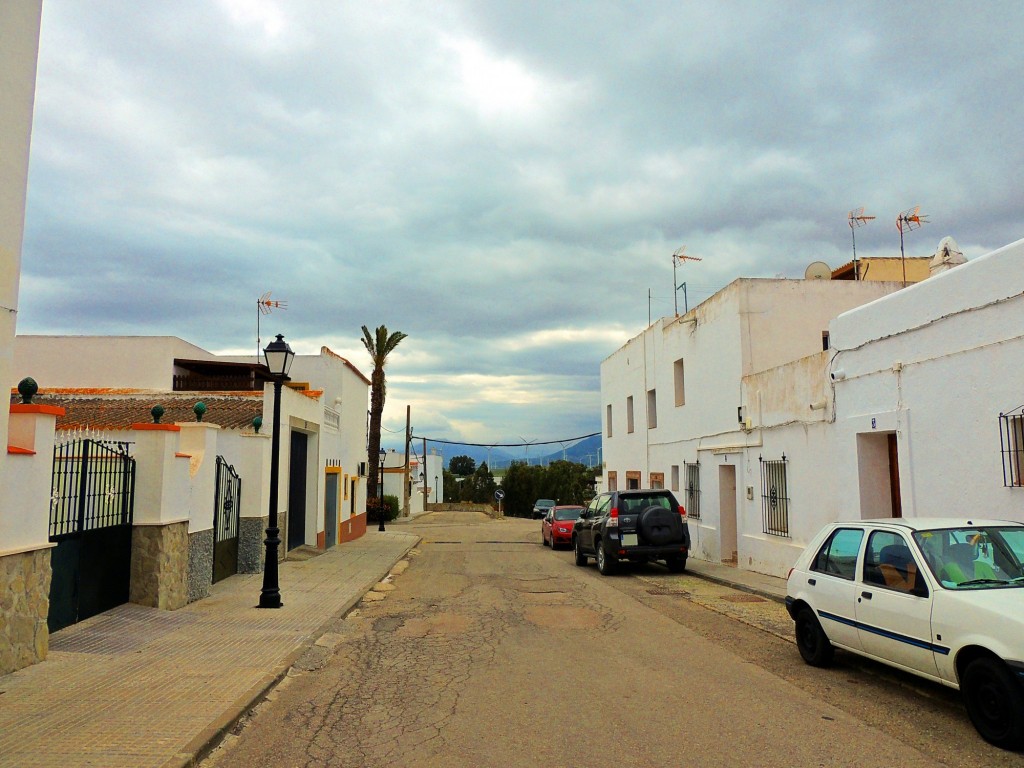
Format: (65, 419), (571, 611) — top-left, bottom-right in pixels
(13, 335), (372, 552)
(600, 277), (905, 576)
(830, 236), (1024, 526)
(602, 238), (1024, 579)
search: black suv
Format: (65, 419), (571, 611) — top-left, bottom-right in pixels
(573, 489), (690, 575)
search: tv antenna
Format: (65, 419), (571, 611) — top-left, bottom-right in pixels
(672, 245), (702, 315)
(257, 291), (287, 362)
(896, 206), (928, 287)
(847, 207), (875, 280)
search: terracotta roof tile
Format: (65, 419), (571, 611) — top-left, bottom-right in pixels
(10, 391), (263, 431)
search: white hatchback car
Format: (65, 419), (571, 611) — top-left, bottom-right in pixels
(786, 518), (1024, 750)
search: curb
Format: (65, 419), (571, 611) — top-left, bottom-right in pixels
(162, 534), (422, 768)
(685, 567), (788, 605)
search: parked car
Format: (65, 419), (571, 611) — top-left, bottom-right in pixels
(786, 518), (1024, 750)
(572, 489), (689, 575)
(532, 498), (556, 519)
(542, 505), (584, 549)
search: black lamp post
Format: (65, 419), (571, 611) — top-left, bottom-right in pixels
(378, 447), (387, 532)
(259, 334), (294, 609)
(434, 474), (439, 502)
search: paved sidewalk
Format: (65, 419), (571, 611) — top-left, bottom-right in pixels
(685, 557), (789, 603)
(0, 530), (419, 768)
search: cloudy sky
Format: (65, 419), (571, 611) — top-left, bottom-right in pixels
(18, 1), (1024, 449)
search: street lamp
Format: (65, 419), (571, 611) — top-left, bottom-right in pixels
(378, 447), (387, 532)
(259, 333), (294, 609)
(434, 474), (439, 502)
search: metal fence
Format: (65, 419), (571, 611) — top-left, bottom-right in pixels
(50, 439), (136, 539)
(759, 454), (790, 537)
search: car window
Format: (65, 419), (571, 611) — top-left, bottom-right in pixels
(554, 508), (582, 521)
(811, 528), (863, 580)
(863, 531), (926, 595)
(618, 494), (671, 513)
(597, 496), (612, 516)
(914, 526), (1024, 589)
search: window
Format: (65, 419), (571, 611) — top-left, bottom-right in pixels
(811, 528), (864, 580)
(863, 531), (925, 595)
(671, 464), (679, 492)
(607, 471), (617, 492)
(626, 470), (641, 490)
(684, 460), (701, 519)
(759, 454), (790, 537)
(606, 404), (613, 438)
(647, 389), (658, 429)
(650, 471), (664, 489)
(1000, 410), (1024, 487)
(626, 396), (634, 433)
(821, 331), (830, 351)
(674, 358), (685, 406)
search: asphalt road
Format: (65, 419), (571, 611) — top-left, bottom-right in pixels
(202, 512), (1018, 768)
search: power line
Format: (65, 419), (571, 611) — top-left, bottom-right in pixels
(410, 432), (600, 449)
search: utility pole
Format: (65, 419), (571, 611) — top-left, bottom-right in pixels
(402, 405), (411, 517)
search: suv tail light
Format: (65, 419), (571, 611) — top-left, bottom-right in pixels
(679, 505), (686, 516)
(607, 507), (619, 528)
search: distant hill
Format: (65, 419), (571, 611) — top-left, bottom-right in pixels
(406, 433), (602, 471)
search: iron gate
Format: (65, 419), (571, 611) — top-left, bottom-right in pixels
(48, 439), (136, 633)
(213, 455), (241, 583)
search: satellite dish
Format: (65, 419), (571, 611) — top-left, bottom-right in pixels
(804, 261), (832, 280)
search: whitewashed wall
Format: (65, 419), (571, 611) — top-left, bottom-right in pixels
(0, 2), (43, 527)
(831, 237), (1024, 525)
(13, 336), (215, 389)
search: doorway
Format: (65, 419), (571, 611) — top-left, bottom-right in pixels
(288, 432), (308, 550)
(856, 432), (902, 518)
(719, 464), (738, 565)
(324, 469), (339, 549)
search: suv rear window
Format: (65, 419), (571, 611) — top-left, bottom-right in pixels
(617, 494), (674, 513)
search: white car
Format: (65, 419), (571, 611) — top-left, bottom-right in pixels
(786, 518), (1024, 750)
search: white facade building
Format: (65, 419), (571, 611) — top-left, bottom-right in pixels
(13, 336), (372, 550)
(602, 239), (1024, 578)
(601, 278), (905, 577)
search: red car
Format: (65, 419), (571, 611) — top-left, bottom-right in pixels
(542, 505), (585, 549)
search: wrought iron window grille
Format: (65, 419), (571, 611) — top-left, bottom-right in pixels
(684, 460), (701, 519)
(999, 406), (1024, 487)
(759, 453), (790, 537)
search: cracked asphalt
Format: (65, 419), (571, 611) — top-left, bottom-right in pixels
(202, 512), (1015, 768)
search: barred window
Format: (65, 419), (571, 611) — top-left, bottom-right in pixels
(684, 460), (701, 519)
(1000, 409), (1024, 487)
(760, 453), (790, 537)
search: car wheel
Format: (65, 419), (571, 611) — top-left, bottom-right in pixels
(666, 556), (687, 573)
(962, 656), (1024, 750)
(795, 607), (834, 667)
(596, 542), (617, 575)
(549, 537), (557, 550)
(574, 537), (587, 566)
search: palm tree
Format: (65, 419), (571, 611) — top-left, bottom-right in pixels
(361, 324), (408, 512)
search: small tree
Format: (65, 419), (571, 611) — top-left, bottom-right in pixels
(449, 455), (476, 477)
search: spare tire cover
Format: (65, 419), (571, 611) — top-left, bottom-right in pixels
(637, 506), (683, 546)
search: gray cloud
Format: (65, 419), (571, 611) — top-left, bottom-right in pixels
(19, 0), (1024, 444)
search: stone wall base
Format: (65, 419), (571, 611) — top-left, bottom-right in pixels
(187, 528), (214, 603)
(131, 522), (189, 610)
(0, 548), (51, 676)
(238, 516), (268, 573)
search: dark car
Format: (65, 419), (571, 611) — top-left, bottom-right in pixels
(532, 498), (556, 520)
(572, 489), (689, 575)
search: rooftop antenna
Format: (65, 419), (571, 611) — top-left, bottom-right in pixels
(847, 207), (875, 281)
(896, 206), (928, 287)
(257, 291), (287, 362)
(672, 245), (702, 315)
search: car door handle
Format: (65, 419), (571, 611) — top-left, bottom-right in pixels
(807, 578), (816, 586)
(860, 591), (872, 600)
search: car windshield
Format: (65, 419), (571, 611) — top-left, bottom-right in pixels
(536, 500), (555, 507)
(554, 508), (582, 521)
(913, 526), (1024, 589)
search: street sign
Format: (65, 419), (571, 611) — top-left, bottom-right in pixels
(494, 489), (505, 501)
